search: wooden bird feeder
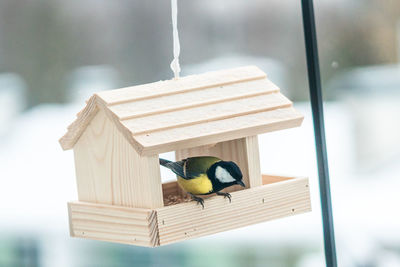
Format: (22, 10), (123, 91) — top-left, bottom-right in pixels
(60, 66), (311, 247)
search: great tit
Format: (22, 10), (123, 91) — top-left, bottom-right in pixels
(159, 156), (245, 208)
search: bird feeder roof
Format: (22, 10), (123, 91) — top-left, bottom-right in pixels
(59, 66), (303, 155)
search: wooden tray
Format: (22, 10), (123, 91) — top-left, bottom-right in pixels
(68, 174), (311, 247)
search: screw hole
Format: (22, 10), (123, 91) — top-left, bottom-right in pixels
(162, 220), (165, 225)
(291, 208), (295, 212)
(306, 184), (309, 187)
(262, 198), (266, 203)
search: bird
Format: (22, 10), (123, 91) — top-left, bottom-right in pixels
(159, 156), (245, 208)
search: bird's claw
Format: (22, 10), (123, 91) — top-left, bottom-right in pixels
(189, 193), (204, 209)
(216, 192), (232, 203)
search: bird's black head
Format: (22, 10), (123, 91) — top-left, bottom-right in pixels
(207, 161), (245, 188)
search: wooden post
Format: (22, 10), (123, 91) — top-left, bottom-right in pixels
(243, 136), (262, 188)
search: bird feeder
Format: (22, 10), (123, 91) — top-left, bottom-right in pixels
(60, 66), (311, 247)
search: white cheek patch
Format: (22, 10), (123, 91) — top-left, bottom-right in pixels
(215, 166), (236, 183)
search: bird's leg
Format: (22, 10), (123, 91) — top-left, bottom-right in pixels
(188, 193), (204, 209)
(216, 192), (232, 203)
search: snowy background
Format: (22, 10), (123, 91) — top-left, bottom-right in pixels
(1, 75), (399, 267)
(1, 1), (400, 266)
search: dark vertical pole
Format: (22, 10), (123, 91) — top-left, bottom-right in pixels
(300, 1), (337, 267)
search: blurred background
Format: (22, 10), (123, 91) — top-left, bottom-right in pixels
(0, 0), (399, 266)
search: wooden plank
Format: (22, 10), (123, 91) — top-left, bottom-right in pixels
(72, 230), (152, 244)
(71, 212), (151, 226)
(157, 180), (309, 239)
(160, 175), (293, 207)
(136, 107), (304, 155)
(59, 94), (143, 152)
(68, 175), (310, 247)
(68, 202), (159, 247)
(67, 202), (74, 237)
(109, 78), (279, 120)
(245, 136), (262, 188)
(59, 95), (99, 150)
(73, 110), (113, 204)
(69, 203), (150, 220)
(155, 177), (311, 245)
(72, 220), (152, 235)
(73, 110), (164, 209)
(69, 199), (155, 215)
(122, 93), (291, 135)
(159, 174), (295, 200)
(95, 97), (144, 153)
(96, 66), (266, 105)
(59, 66), (304, 154)
(128, 150), (164, 208)
(262, 174), (295, 184)
(162, 181), (180, 196)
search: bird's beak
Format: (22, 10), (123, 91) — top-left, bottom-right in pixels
(237, 180), (246, 187)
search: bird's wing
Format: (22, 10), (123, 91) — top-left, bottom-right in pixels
(184, 156), (221, 179)
(162, 160), (186, 178)
(160, 156), (221, 180)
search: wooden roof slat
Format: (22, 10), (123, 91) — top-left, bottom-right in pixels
(122, 93), (292, 135)
(96, 66), (266, 105)
(59, 95), (99, 150)
(59, 66), (304, 154)
(109, 78), (279, 120)
(134, 107), (304, 155)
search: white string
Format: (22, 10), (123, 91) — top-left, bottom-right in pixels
(170, 0), (181, 79)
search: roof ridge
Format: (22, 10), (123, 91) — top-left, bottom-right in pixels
(59, 95), (99, 150)
(59, 95), (144, 152)
(96, 65), (266, 106)
(94, 95), (144, 153)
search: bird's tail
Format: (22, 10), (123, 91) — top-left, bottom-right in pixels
(159, 158), (173, 167)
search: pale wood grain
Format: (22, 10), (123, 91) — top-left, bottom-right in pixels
(68, 175), (310, 247)
(69, 201), (150, 218)
(68, 202), (159, 247)
(95, 96), (145, 153)
(59, 95), (99, 150)
(262, 174), (295, 184)
(136, 107), (304, 155)
(109, 78), (279, 120)
(244, 136), (263, 188)
(122, 93), (291, 135)
(63, 66), (309, 248)
(96, 66), (266, 105)
(67, 202), (74, 237)
(162, 181), (181, 196)
(59, 66), (303, 155)
(155, 176), (311, 245)
(73, 110), (164, 209)
(160, 174), (297, 203)
(73, 110), (113, 204)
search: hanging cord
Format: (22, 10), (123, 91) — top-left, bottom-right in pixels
(170, 0), (181, 79)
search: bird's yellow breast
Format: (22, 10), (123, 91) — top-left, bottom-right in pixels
(177, 174), (213, 195)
